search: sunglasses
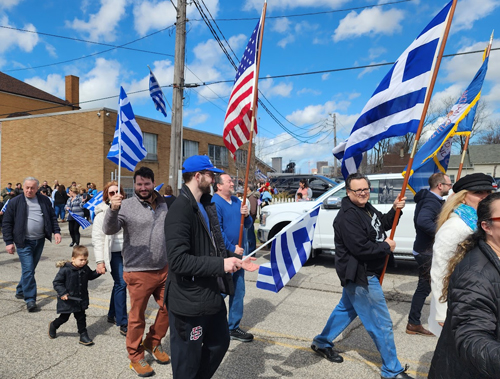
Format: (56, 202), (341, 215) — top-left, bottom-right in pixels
(108, 191), (117, 196)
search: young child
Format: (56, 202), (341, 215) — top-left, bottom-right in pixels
(49, 245), (100, 346)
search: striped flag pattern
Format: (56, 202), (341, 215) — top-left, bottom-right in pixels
(107, 86), (148, 172)
(1, 199), (9, 213)
(223, 15), (262, 159)
(83, 191), (103, 221)
(149, 68), (167, 117)
(256, 203), (321, 293)
(68, 211), (92, 230)
(337, 1), (453, 179)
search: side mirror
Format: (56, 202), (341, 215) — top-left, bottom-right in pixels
(323, 196), (342, 209)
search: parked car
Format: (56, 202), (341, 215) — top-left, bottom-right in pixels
(258, 173), (416, 261)
(269, 174), (341, 199)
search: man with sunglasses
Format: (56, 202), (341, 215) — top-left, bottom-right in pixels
(103, 166), (170, 377)
(406, 172), (451, 337)
(312, 173), (413, 379)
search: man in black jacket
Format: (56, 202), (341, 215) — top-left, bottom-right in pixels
(311, 173), (412, 379)
(2, 177), (61, 312)
(164, 155), (256, 379)
(406, 172), (451, 336)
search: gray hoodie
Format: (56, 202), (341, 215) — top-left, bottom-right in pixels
(103, 193), (168, 272)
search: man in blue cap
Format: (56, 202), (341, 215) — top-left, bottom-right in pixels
(164, 155), (258, 379)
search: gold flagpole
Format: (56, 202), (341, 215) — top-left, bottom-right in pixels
(238, 1), (267, 248)
(379, 0), (458, 284)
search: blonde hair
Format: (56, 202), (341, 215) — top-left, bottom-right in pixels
(435, 190), (468, 231)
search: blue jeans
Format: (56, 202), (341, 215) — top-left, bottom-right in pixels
(54, 204), (65, 220)
(16, 238), (45, 303)
(247, 223), (256, 253)
(313, 276), (404, 378)
(228, 268), (245, 330)
(108, 251), (128, 327)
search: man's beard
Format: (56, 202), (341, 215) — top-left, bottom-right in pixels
(199, 176), (212, 194)
(135, 188), (154, 200)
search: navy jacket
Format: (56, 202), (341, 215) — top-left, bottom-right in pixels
(412, 189), (444, 255)
(2, 193), (60, 248)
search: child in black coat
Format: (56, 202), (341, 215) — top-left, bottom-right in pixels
(49, 245), (100, 345)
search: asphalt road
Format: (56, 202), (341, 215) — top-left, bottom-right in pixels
(0, 224), (437, 379)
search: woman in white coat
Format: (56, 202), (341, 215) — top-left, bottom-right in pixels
(92, 181), (127, 336)
(428, 173), (494, 337)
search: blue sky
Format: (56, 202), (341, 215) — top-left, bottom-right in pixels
(1, 0), (499, 173)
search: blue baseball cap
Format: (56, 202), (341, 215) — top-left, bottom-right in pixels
(182, 155), (224, 174)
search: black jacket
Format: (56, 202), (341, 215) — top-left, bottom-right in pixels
(164, 184), (237, 317)
(333, 196), (399, 286)
(429, 240), (500, 379)
(2, 193), (60, 248)
(412, 189), (444, 254)
(53, 262), (100, 314)
(53, 190), (69, 206)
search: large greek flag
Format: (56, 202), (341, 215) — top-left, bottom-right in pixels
(338, 1), (453, 179)
(107, 87), (148, 172)
(149, 68), (167, 117)
(256, 203), (321, 293)
(405, 55), (489, 193)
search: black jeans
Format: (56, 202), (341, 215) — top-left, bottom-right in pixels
(408, 253), (432, 325)
(68, 220), (80, 245)
(169, 304), (229, 379)
(52, 311), (87, 334)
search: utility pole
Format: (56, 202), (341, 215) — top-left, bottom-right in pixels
(169, 0), (187, 194)
(332, 113), (337, 177)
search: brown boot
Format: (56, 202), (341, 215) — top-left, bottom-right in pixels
(406, 323), (434, 336)
(142, 339), (170, 364)
(129, 359), (154, 377)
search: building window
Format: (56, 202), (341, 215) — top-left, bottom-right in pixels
(143, 132), (158, 161)
(183, 140), (199, 159)
(208, 144), (228, 167)
(236, 149), (247, 165)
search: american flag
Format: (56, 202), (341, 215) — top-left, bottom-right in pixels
(223, 15), (263, 159)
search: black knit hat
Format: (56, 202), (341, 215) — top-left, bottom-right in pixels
(452, 173), (495, 193)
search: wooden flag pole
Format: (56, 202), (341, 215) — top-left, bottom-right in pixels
(379, 0), (458, 285)
(456, 32), (493, 181)
(238, 1), (267, 248)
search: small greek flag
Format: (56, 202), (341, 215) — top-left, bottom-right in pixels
(149, 68), (167, 117)
(83, 191), (103, 212)
(256, 203), (321, 293)
(68, 211), (91, 230)
(155, 183), (164, 192)
(107, 87), (148, 172)
(1, 199), (9, 212)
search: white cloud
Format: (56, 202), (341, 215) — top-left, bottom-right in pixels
(24, 74), (65, 99)
(277, 34), (294, 48)
(333, 8), (404, 42)
(0, 0), (23, 9)
(272, 17), (291, 33)
(244, 0), (348, 12)
(368, 47), (387, 60)
(134, 0), (219, 36)
(44, 43), (57, 58)
(357, 61), (386, 78)
(79, 58), (122, 108)
(0, 16), (38, 53)
(453, 0), (500, 31)
(321, 73), (330, 81)
(260, 77), (293, 98)
(67, 0), (127, 42)
(184, 108), (210, 127)
(286, 100), (350, 126)
(297, 88), (321, 96)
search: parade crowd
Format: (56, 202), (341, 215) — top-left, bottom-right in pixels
(3, 159), (500, 379)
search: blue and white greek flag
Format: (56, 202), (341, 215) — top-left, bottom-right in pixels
(338, 1), (453, 179)
(256, 203), (321, 293)
(1, 199), (9, 212)
(155, 183), (164, 192)
(255, 169), (268, 181)
(68, 211), (92, 230)
(83, 191), (103, 212)
(149, 68), (167, 117)
(107, 87), (148, 172)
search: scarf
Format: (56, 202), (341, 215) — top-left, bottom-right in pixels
(454, 204), (477, 231)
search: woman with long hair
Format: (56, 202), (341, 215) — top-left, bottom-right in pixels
(429, 192), (500, 378)
(91, 181), (127, 336)
(53, 184), (69, 222)
(65, 186), (85, 246)
(295, 178), (312, 201)
(428, 173), (494, 337)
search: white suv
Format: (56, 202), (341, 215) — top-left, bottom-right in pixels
(258, 173), (416, 261)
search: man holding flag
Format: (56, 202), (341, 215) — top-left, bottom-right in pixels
(311, 173), (412, 379)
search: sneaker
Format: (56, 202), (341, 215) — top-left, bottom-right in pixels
(15, 293), (24, 300)
(48, 322), (57, 339)
(381, 365), (414, 379)
(27, 301), (37, 312)
(311, 344), (344, 363)
(107, 316), (116, 324)
(229, 327), (254, 342)
(120, 325), (127, 336)
(130, 359), (154, 377)
(69, 242), (75, 247)
(79, 331), (94, 346)
(143, 339), (170, 364)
